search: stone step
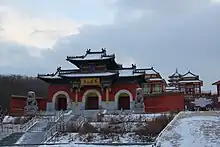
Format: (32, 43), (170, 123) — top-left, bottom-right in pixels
(16, 132), (45, 144)
(0, 132), (24, 146)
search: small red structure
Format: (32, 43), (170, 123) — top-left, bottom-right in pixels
(10, 95), (47, 116)
(144, 92), (184, 113)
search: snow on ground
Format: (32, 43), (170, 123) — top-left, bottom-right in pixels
(102, 113), (164, 122)
(157, 111), (220, 147)
(2, 116), (17, 123)
(0, 123), (22, 141)
(0, 132), (11, 141)
(0, 116), (27, 141)
(47, 132), (154, 144)
(45, 113), (167, 145)
(89, 121), (149, 132)
(0, 125), (21, 144)
(39, 144), (152, 147)
(15, 120), (52, 144)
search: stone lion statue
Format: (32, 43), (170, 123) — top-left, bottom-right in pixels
(133, 88), (145, 113)
(136, 88), (144, 103)
(24, 91), (38, 116)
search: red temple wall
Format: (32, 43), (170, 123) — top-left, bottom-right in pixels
(48, 85), (72, 102)
(10, 85), (184, 115)
(10, 98), (24, 116)
(148, 81), (166, 93)
(48, 83), (139, 102)
(109, 83), (139, 101)
(144, 92), (184, 113)
(10, 96), (47, 116)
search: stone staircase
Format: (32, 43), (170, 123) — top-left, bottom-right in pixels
(43, 112), (77, 143)
(44, 114), (90, 143)
(0, 132), (24, 146)
(0, 110), (72, 146)
(15, 110), (71, 145)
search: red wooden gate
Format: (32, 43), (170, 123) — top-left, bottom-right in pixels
(85, 97), (99, 110)
(118, 96), (130, 110)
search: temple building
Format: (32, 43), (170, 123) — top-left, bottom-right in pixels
(168, 69), (203, 95)
(37, 49), (167, 113)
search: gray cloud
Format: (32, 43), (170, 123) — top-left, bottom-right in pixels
(1, 0), (220, 91)
(0, 41), (54, 75)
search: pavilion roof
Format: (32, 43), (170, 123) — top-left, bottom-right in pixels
(212, 80), (220, 85)
(182, 70), (199, 78)
(60, 72), (117, 78)
(169, 68), (182, 78)
(179, 80), (203, 84)
(66, 48), (115, 61)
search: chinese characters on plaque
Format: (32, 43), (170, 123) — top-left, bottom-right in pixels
(145, 74), (158, 78)
(80, 78), (100, 86)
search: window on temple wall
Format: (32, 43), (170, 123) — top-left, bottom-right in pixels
(152, 84), (162, 93)
(180, 87), (185, 93)
(95, 65), (106, 70)
(143, 83), (150, 94)
(195, 88), (200, 93)
(194, 85), (200, 93)
(89, 64), (95, 72)
(81, 65), (90, 72)
(186, 88), (194, 94)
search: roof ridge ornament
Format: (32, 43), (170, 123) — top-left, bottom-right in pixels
(175, 68), (178, 73)
(132, 64), (137, 69)
(53, 66), (62, 76)
(86, 48), (91, 54)
(101, 48), (106, 54)
(57, 66), (61, 71)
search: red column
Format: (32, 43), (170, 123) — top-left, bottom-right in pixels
(150, 83), (152, 93)
(199, 84), (201, 93)
(217, 84), (220, 96)
(162, 83), (166, 92)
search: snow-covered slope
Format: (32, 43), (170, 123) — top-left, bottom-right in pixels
(157, 111), (220, 147)
(39, 144), (152, 147)
(15, 120), (50, 144)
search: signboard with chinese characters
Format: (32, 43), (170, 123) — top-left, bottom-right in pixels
(80, 78), (100, 86)
(145, 74), (159, 79)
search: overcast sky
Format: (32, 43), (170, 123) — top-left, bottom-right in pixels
(0, 0), (220, 92)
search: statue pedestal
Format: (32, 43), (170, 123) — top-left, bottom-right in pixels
(133, 103), (145, 113)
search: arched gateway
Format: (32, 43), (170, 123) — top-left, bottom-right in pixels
(115, 90), (133, 110)
(82, 89), (102, 110)
(52, 91), (71, 110)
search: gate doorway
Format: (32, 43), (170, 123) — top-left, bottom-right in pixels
(118, 93), (130, 110)
(56, 94), (67, 110)
(85, 92), (99, 110)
